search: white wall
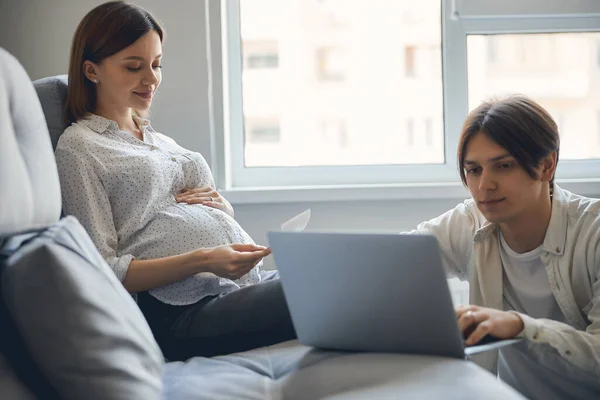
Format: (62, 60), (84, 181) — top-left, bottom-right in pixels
(0, 0), (211, 155)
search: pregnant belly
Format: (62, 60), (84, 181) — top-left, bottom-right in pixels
(124, 203), (254, 260)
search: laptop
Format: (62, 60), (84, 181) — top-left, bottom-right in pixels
(267, 231), (521, 359)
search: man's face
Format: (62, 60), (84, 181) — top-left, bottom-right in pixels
(463, 132), (548, 224)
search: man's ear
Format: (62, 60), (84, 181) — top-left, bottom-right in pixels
(540, 151), (558, 182)
(83, 61), (100, 83)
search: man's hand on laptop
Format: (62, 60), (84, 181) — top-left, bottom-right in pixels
(456, 305), (525, 346)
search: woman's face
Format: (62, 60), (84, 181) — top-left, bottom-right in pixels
(86, 30), (162, 114)
(463, 132), (554, 225)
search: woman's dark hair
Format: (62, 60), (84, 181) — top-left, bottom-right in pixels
(65, 1), (164, 123)
(457, 95), (560, 186)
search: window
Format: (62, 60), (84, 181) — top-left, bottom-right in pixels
(243, 41), (279, 69)
(406, 118), (414, 146)
(405, 46), (441, 79)
(246, 120), (281, 143)
(405, 46), (416, 77)
(320, 119), (349, 149)
(467, 32), (600, 161)
(424, 117), (433, 146)
(244, 118), (282, 167)
(247, 53), (278, 69)
(598, 111), (600, 145)
(216, 0), (600, 194)
(316, 47), (346, 82)
(487, 36), (497, 63)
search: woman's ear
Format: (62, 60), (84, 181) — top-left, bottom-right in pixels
(83, 60), (100, 83)
(541, 151), (558, 182)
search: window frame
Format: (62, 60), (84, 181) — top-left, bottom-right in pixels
(209, 0), (600, 204)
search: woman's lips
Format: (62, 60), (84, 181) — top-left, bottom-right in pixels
(134, 91), (153, 100)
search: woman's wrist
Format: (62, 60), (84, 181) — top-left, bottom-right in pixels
(182, 248), (211, 274)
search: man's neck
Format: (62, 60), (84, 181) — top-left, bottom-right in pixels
(499, 193), (553, 254)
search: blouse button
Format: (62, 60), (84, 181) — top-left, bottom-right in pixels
(151, 146), (157, 151)
(171, 157), (177, 162)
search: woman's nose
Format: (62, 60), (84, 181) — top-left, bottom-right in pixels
(142, 68), (159, 86)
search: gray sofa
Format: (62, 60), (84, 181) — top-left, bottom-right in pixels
(0, 47), (527, 399)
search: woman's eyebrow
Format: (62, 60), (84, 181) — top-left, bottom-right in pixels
(122, 54), (162, 61)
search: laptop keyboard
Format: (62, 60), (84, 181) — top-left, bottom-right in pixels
(464, 334), (502, 347)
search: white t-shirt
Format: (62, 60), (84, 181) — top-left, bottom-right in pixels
(499, 232), (599, 400)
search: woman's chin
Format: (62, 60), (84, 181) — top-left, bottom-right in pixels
(133, 102), (152, 111)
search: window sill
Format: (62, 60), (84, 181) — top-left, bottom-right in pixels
(220, 178), (600, 205)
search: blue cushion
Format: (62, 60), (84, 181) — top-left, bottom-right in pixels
(33, 75), (68, 151)
(1, 216), (164, 400)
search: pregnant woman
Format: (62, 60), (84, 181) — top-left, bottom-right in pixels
(55, 1), (295, 361)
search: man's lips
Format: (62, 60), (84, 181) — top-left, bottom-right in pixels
(479, 198), (505, 205)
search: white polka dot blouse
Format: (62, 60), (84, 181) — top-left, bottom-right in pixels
(55, 114), (262, 305)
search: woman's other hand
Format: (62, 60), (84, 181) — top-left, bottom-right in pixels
(176, 186), (235, 217)
(456, 304), (524, 346)
(193, 244), (271, 280)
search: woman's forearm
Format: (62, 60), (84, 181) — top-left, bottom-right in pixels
(122, 250), (210, 293)
(121, 244), (270, 293)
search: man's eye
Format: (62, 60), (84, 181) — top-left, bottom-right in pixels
(499, 163), (513, 169)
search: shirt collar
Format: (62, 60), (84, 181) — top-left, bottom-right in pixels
(79, 113), (151, 134)
(541, 184), (568, 256)
(133, 115), (151, 130)
(472, 184), (568, 256)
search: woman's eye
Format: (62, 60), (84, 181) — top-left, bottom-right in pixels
(466, 167), (480, 174)
(126, 66), (141, 72)
(152, 65), (162, 70)
(499, 163), (513, 169)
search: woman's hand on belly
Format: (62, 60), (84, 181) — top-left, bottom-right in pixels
(192, 243), (271, 280)
(176, 186), (234, 217)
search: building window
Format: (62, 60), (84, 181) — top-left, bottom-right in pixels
(597, 111), (600, 145)
(406, 118), (414, 146)
(244, 41), (279, 69)
(487, 36), (497, 63)
(316, 47), (346, 82)
(247, 53), (279, 69)
(246, 120), (281, 143)
(425, 117), (433, 146)
(405, 46), (416, 77)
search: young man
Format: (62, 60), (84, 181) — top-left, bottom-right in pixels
(412, 96), (600, 399)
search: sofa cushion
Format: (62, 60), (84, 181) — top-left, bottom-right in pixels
(0, 48), (61, 237)
(33, 75), (68, 151)
(162, 340), (527, 399)
(0, 352), (37, 400)
(0, 279), (60, 399)
(1, 216), (164, 400)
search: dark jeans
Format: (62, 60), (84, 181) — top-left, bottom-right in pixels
(138, 273), (296, 361)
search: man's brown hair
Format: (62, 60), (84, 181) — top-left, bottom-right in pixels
(457, 95), (560, 186)
(65, 1), (164, 124)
